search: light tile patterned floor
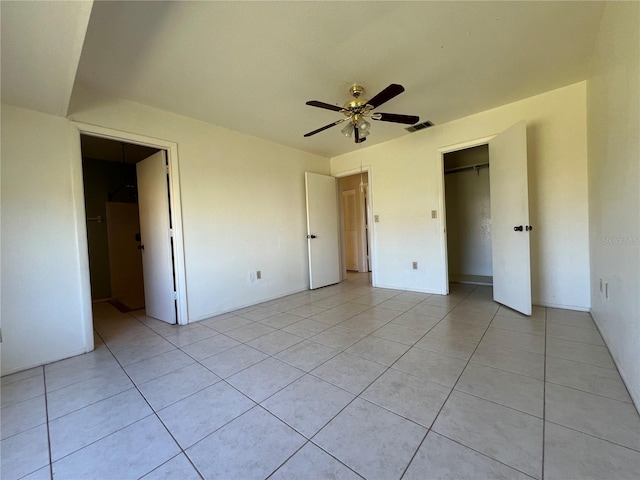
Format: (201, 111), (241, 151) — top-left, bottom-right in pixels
(2, 274), (639, 479)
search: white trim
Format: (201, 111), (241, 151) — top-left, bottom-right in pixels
(373, 284), (443, 295)
(72, 122), (189, 326)
(333, 166), (377, 287)
(535, 302), (590, 312)
(437, 135), (496, 295)
(69, 125), (94, 352)
(188, 287), (310, 323)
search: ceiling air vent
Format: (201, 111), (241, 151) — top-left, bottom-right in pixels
(405, 121), (434, 133)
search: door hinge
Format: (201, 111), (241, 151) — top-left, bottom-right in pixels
(166, 165), (170, 174)
(172, 291), (177, 301)
(169, 228), (174, 237)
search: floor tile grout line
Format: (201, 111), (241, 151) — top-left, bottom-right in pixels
(463, 357), (545, 381)
(399, 286), (543, 479)
(169, 284), (398, 466)
(398, 285), (492, 479)
(544, 334), (607, 348)
(543, 419), (640, 454)
(447, 387), (544, 420)
(542, 307), (548, 480)
(89, 328), (206, 479)
(134, 452), (202, 480)
(543, 379), (635, 404)
(254, 285), (458, 477)
(41, 366), (54, 480)
(425, 431), (539, 480)
(544, 351), (616, 371)
(584, 311), (639, 406)
(256, 406), (363, 480)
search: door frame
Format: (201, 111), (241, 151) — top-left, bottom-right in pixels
(73, 122), (188, 325)
(333, 166), (376, 285)
(437, 135), (495, 295)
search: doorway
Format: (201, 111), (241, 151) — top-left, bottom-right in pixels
(338, 172), (371, 276)
(81, 135), (158, 309)
(443, 144), (493, 287)
(80, 133), (182, 324)
(439, 122), (532, 315)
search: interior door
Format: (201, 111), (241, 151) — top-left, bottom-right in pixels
(105, 202), (145, 310)
(137, 151), (176, 323)
(305, 172), (341, 289)
(343, 189), (359, 271)
(489, 121), (532, 315)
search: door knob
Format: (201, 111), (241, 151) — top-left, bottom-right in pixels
(526, 225), (533, 231)
(307, 234), (317, 239)
(513, 225), (524, 232)
(138, 244), (145, 250)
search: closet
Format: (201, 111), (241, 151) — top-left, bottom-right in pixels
(444, 144), (493, 286)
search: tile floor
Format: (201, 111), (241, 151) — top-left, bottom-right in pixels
(2, 274), (639, 479)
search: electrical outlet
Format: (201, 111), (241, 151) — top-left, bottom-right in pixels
(431, 210), (437, 219)
(374, 215), (379, 223)
(412, 261), (418, 270)
(256, 270), (262, 280)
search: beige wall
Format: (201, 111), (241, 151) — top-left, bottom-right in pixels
(68, 86), (330, 322)
(1, 88), (330, 374)
(1, 104), (93, 375)
(331, 82), (590, 310)
(587, 1), (640, 407)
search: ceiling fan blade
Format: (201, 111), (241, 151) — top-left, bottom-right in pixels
(367, 84), (405, 109)
(373, 113), (420, 125)
(305, 100), (344, 112)
(303, 118), (346, 137)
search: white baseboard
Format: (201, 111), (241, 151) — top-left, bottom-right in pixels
(372, 283), (446, 295)
(533, 301), (590, 312)
(188, 286), (309, 323)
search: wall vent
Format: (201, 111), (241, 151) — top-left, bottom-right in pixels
(405, 121), (434, 133)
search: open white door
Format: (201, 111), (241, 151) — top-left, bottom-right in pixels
(106, 202), (145, 310)
(137, 151), (176, 323)
(305, 172), (341, 289)
(343, 189), (359, 271)
(489, 122), (532, 315)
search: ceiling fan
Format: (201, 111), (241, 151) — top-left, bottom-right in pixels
(304, 83), (419, 144)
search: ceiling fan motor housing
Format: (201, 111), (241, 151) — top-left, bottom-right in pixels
(344, 87), (370, 114)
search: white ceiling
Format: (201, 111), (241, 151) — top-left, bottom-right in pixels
(1, 0), (92, 116)
(5, 1), (606, 159)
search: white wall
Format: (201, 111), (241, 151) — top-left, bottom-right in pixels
(68, 86), (329, 321)
(587, 1), (640, 407)
(1, 104), (93, 375)
(331, 82), (590, 309)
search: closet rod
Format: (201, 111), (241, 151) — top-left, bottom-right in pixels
(444, 162), (489, 175)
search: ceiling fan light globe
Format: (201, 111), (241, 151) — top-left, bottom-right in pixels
(341, 123), (354, 137)
(358, 119), (371, 133)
